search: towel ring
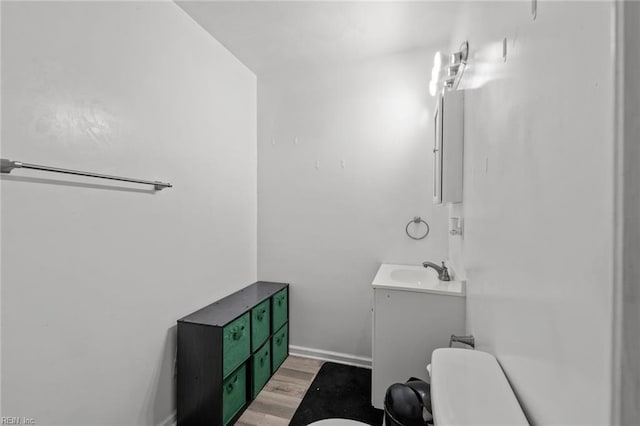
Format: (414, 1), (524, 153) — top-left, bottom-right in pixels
(406, 216), (430, 240)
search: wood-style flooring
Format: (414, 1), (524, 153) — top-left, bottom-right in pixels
(236, 356), (324, 426)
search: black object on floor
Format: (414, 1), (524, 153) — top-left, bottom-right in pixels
(289, 362), (384, 426)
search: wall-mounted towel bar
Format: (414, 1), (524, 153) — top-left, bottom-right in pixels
(1, 158), (172, 190)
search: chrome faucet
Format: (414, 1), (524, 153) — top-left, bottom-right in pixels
(422, 261), (451, 281)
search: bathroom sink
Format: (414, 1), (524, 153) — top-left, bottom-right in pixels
(390, 268), (434, 285)
(372, 264), (464, 296)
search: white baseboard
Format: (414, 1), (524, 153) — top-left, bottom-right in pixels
(289, 345), (372, 369)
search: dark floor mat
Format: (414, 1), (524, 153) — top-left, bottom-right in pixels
(289, 362), (383, 426)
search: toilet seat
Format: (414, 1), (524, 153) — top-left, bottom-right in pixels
(307, 419), (369, 426)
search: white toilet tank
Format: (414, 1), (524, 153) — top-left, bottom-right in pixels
(430, 348), (529, 426)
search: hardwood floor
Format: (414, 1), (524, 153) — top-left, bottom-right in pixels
(236, 356), (324, 426)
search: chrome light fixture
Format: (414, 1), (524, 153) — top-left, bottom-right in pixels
(429, 41), (469, 96)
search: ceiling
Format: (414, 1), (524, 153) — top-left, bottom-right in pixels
(177, 1), (460, 76)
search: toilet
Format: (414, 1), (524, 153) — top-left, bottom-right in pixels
(430, 348), (529, 425)
(308, 348), (529, 426)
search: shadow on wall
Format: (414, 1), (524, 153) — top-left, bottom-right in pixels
(142, 326), (177, 426)
(0, 175), (157, 194)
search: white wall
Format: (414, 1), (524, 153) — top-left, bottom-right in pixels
(448, 2), (615, 424)
(621, 1), (640, 424)
(258, 50), (449, 360)
(1, 2), (256, 425)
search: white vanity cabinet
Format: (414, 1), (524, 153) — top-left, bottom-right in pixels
(371, 264), (465, 409)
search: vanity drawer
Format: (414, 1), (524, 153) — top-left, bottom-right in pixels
(251, 299), (271, 351)
(251, 341), (271, 398)
(223, 313), (250, 377)
(271, 323), (288, 372)
(272, 288), (288, 332)
(222, 363), (247, 425)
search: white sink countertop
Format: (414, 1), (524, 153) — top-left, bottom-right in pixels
(372, 263), (465, 296)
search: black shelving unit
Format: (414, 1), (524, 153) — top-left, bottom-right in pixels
(177, 281), (289, 426)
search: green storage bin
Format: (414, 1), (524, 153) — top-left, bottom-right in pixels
(251, 299), (271, 351)
(222, 363), (247, 425)
(223, 313), (250, 377)
(252, 341), (271, 398)
(272, 288), (288, 332)
(271, 323), (288, 372)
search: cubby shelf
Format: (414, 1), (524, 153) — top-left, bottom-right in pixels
(177, 281), (289, 426)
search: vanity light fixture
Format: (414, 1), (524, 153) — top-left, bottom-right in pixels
(429, 41), (469, 96)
